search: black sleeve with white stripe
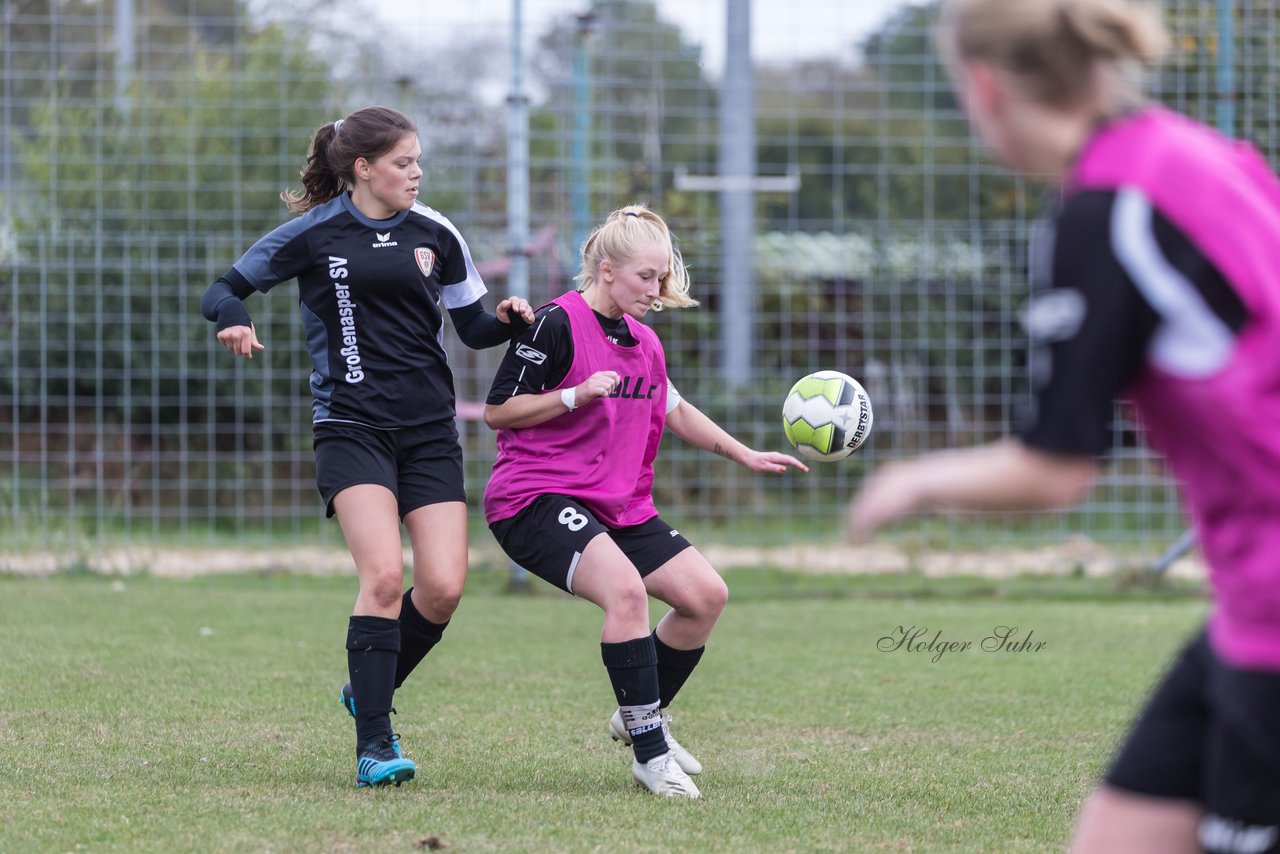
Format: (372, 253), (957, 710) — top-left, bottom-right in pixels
(447, 299), (531, 349)
(485, 305), (575, 404)
(1018, 188), (1245, 457)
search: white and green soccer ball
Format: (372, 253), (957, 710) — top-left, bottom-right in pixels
(781, 370), (874, 462)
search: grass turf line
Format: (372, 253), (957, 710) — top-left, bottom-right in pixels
(0, 571), (1205, 852)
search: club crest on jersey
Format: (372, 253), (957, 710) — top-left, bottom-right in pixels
(414, 247), (436, 276)
(372, 231), (398, 248)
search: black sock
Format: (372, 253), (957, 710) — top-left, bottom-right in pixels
(601, 635), (667, 763)
(653, 630), (705, 708)
(346, 615), (400, 751)
(395, 588), (449, 689)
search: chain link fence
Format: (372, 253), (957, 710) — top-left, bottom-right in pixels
(2, 0), (1272, 563)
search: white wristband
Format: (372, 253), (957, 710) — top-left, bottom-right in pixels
(560, 387), (577, 411)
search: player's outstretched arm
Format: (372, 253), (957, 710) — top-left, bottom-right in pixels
(666, 399), (809, 474)
(449, 297), (535, 349)
(484, 370), (620, 431)
(846, 438), (1097, 541)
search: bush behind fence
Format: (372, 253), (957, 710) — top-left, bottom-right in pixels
(6, 0), (1274, 554)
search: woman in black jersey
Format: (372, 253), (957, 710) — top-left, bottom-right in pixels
(200, 106), (533, 789)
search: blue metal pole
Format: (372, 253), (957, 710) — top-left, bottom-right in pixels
(1216, 0), (1235, 136)
(508, 0), (530, 298)
(571, 14), (595, 253)
(115, 0), (134, 117)
(507, 0), (531, 589)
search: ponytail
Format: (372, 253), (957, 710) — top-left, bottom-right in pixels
(281, 122), (345, 214)
(281, 107), (418, 214)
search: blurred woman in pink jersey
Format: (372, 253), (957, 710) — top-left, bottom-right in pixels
(849, 1), (1280, 850)
(483, 204), (808, 799)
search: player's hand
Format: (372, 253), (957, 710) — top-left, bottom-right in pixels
(577, 371), (621, 405)
(497, 296), (535, 325)
(846, 461), (925, 542)
(216, 323), (265, 360)
(742, 450), (809, 475)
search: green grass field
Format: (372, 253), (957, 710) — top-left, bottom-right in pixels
(0, 569), (1206, 852)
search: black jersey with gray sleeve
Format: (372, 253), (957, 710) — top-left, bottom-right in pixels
(218, 194), (486, 428)
(1018, 188), (1248, 456)
(485, 303), (631, 399)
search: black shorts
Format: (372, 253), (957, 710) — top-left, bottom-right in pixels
(312, 419), (465, 518)
(1104, 628), (1280, 848)
(488, 494), (692, 594)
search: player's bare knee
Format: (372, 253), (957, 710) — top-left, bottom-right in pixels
(425, 583), (464, 618)
(605, 582), (650, 626)
(360, 569), (405, 611)
(705, 575), (729, 617)
(412, 567), (466, 612)
(677, 575), (728, 623)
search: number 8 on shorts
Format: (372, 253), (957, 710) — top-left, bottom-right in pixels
(558, 507), (589, 531)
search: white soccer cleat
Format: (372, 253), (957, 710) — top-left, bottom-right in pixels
(609, 708), (703, 775)
(632, 750), (701, 798)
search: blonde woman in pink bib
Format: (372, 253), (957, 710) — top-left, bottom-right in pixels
(484, 204), (808, 799)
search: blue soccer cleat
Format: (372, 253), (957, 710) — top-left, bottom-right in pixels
(356, 735), (416, 788)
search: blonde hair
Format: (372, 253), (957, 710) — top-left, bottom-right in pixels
(938, 0), (1167, 109)
(576, 204), (698, 311)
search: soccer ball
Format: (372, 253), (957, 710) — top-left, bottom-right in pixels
(782, 370), (874, 462)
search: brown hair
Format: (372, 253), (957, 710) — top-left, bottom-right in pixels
(281, 106), (418, 213)
(576, 204), (697, 311)
(938, 0), (1167, 108)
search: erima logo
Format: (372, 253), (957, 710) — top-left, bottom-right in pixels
(372, 231), (398, 248)
(515, 344), (546, 365)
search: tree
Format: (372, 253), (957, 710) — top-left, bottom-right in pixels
(858, 2), (1021, 223)
(1156, 3), (1280, 161)
(4, 14), (334, 427)
(755, 59), (903, 228)
(528, 0), (718, 218)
